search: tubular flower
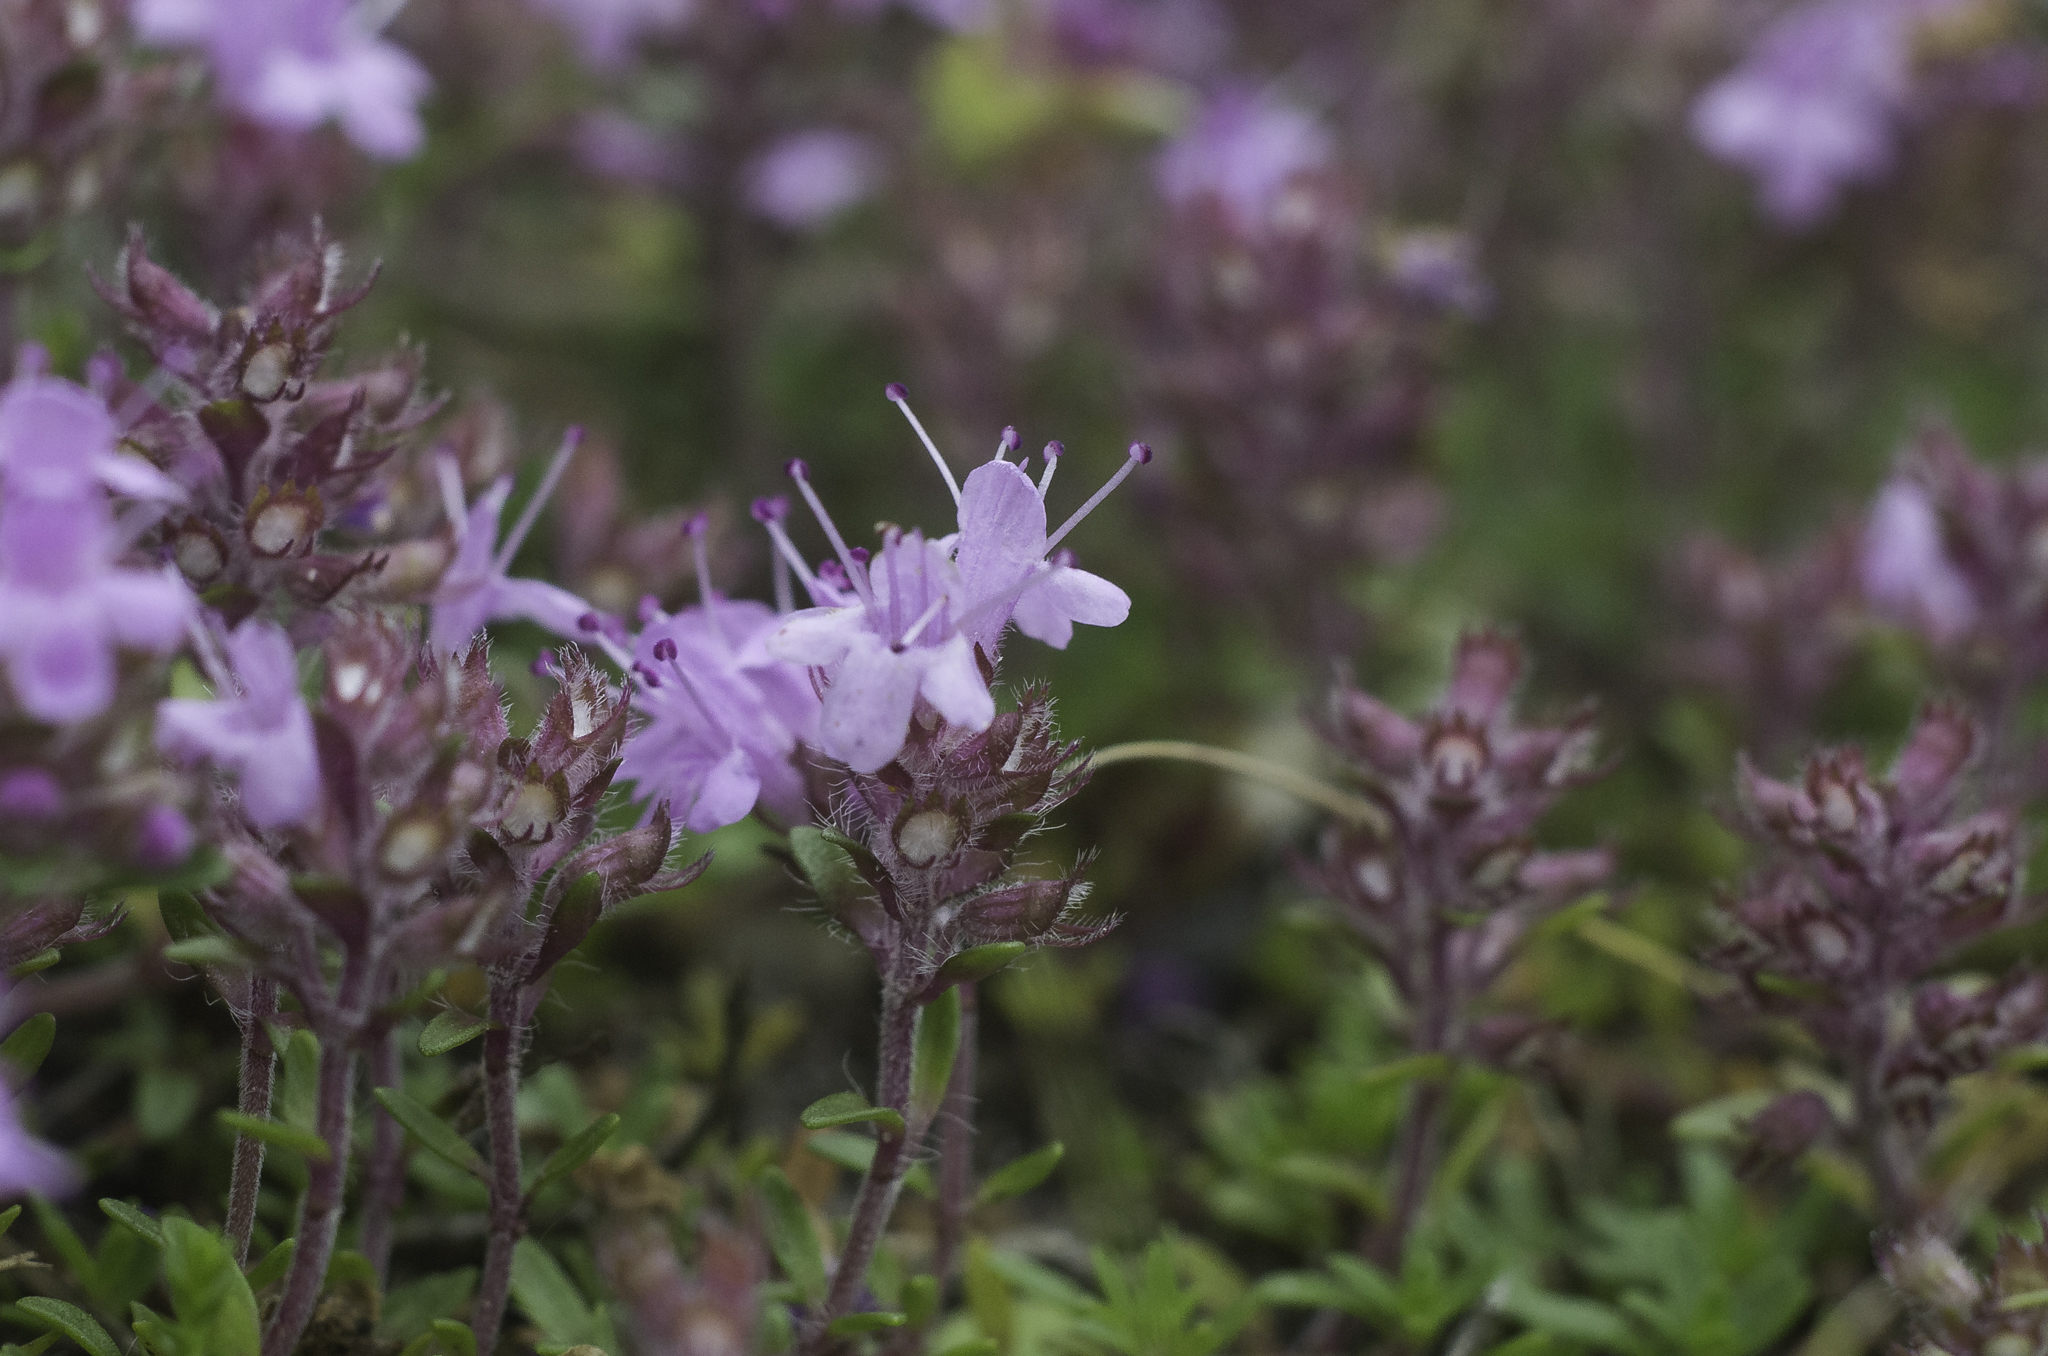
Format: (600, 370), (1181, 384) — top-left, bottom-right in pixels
(614, 516), (821, 831)
(156, 619), (321, 830)
(429, 429), (599, 655)
(0, 1081), (74, 1200)
(759, 385), (1139, 773)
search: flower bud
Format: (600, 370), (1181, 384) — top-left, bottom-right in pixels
(245, 483), (324, 557)
(240, 343), (295, 402)
(895, 806), (963, 867)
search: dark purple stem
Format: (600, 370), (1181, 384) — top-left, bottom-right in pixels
(358, 1025), (405, 1288)
(471, 975), (529, 1355)
(226, 976), (276, 1267)
(807, 979), (922, 1349)
(261, 1008), (361, 1356)
(933, 982), (979, 1289)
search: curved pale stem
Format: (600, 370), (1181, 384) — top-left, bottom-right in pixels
(1085, 739), (1386, 831)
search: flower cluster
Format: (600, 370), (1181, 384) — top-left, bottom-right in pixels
(1883, 1225), (2048, 1356)
(1711, 704), (2041, 1226)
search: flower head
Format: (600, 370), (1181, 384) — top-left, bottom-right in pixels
(430, 428), (599, 654)
(615, 518), (822, 830)
(758, 387), (1138, 773)
(745, 129), (883, 231)
(1861, 476), (1978, 643)
(1155, 87), (1332, 233)
(1691, 0), (1966, 228)
(131, 0), (430, 158)
(156, 619), (321, 830)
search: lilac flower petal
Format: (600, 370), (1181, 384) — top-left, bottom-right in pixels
(0, 375), (119, 500)
(769, 607), (863, 667)
(916, 633), (994, 732)
(1012, 566), (1130, 649)
(1861, 478), (1978, 642)
(155, 620), (321, 829)
(820, 634), (923, 773)
(953, 460), (1047, 650)
(0, 1085), (76, 1199)
(5, 615), (115, 724)
(1156, 88), (1332, 232)
(100, 569), (197, 652)
(685, 747), (763, 833)
(745, 129), (883, 231)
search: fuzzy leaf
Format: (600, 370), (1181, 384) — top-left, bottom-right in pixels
(244, 1239), (294, 1291)
(0, 1015), (54, 1079)
(160, 936), (247, 969)
(912, 988), (962, 1121)
(418, 1010), (491, 1057)
(976, 1142), (1064, 1207)
(827, 1312), (906, 1337)
(96, 1200), (163, 1249)
(509, 1240), (604, 1345)
(759, 1167), (827, 1304)
(216, 1110), (331, 1162)
(160, 1219), (261, 1356)
(799, 1093), (904, 1135)
(374, 1087), (485, 1175)
(526, 1113), (620, 1199)
(932, 942), (1029, 992)
(10, 1299), (118, 1356)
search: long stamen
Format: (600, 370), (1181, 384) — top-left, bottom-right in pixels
(995, 425), (1020, 463)
(493, 426), (583, 574)
(883, 527), (904, 641)
(1036, 440), (1063, 498)
(787, 459), (877, 611)
(434, 453), (467, 535)
(896, 593), (950, 649)
(886, 382), (962, 505)
(651, 636), (726, 731)
(1044, 443), (1150, 555)
(771, 547), (793, 613)
(683, 511), (733, 650)
(754, 495), (834, 606)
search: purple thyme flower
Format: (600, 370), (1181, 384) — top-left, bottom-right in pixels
(1155, 87), (1333, 233)
(614, 518), (821, 831)
(0, 493), (192, 724)
(430, 429), (599, 654)
(0, 1080), (74, 1199)
(525, 0), (695, 68)
(745, 129), (883, 232)
(758, 387), (1139, 773)
(0, 768), (62, 820)
(156, 619), (321, 830)
(131, 0), (430, 158)
(1690, 0), (1966, 229)
(0, 370), (185, 504)
(1861, 476), (1978, 643)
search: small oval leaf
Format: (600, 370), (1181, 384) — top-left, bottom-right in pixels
(800, 1092), (905, 1135)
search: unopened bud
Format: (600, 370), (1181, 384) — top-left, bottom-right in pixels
(896, 807), (963, 868)
(240, 342), (294, 401)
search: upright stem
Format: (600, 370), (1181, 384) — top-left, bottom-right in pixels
(358, 1026), (405, 1289)
(472, 975), (529, 1356)
(262, 1020), (360, 1356)
(812, 980), (922, 1342)
(1851, 996), (1916, 1231)
(933, 982), (980, 1289)
(227, 977), (276, 1267)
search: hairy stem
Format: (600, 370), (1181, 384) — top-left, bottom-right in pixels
(262, 1018), (360, 1356)
(811, 980), (922, 1345)
(358, 1025), (405, 1289)
(933, 982), (979, 1290)
(1851, 995), (1916, 1231)
(472, 975), (529, 1355)
(226, 977), (276, 1267)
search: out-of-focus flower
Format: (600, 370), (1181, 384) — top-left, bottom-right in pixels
(525, 0), (695, 69)
(571, 111), (683, 189)
(1384, 229), (1493, 319)
(131, 0), (429, 158)
(0, 492), (192, 724)
(429, 431), (598, 654)
(1861, 477), (1978, 643)
(0, 768), (63, 820)
(1690, 0), (1967, 228)
(760, 388), (1139, 773)
(0, 371), (184, 503)
(744, 129), (883, 231)
(0, 1080), (74, 1199)
(1155, 87), (1332, 233)
(156, 619), (320, 830)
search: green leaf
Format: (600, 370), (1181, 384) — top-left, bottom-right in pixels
(826, 1312), (906, 1337)
(1255, 1272), (1355, 1311)
(418, 1010), (490, 1057)
(1355, 1053), (1453, 1092)
(911, 988), (961, 1122)
(799, 1092), (905, 1135)
(3, 1333), (58, 1356)
(901, 1275), (940, 1327)
(801, 1132), (933, 1196)
(1493, 1275), (1639, 1351)
(9, 1299), (118, 1356)
(277, 1031), (320, 1131)
(244, 1239), (294, 1291)
(216, 1109), (331, 1162)
(30, 1197), (96, 1298)
(0, 1015), (55, 1079)
(8, 951), (58, 978)
(97, 1200), (163, 1248)
(933, 1343), (1000, 1356)
(160, 1218), (261, 1356)
(159, 937), (247, 969)
(427, 1318), (478, 1356)
(0, 1205), (20, 1240)
(373, 1087), (485, 1175)
(788, 826), (868, 909)
(933, 942), (1029, 991)
(509, 1240), (601, 1344)
(527, 1113), (621, 1199)
(976, 1141), (1065, 1207)
(759, 1167), (827, 1304)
